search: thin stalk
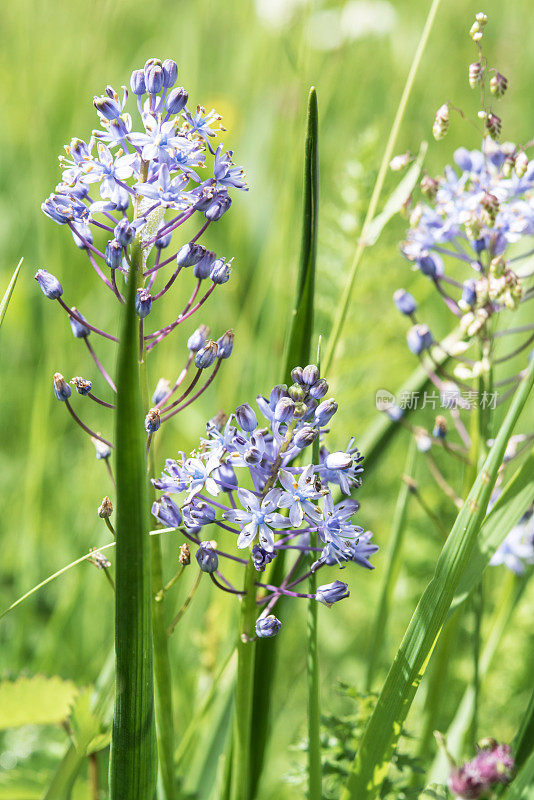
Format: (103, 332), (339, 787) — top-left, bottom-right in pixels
(366, 437), (416, 690)
(168, 569), (203, 634)
(323, 0), (442, 373)
(231, 559), (258, 800)
(307, 437), (321, 800)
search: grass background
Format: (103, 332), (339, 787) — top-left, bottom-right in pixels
(0, 0), (533, 796)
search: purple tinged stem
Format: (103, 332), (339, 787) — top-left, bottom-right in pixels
(160, 360), (222, 422)
(190, 219), (210, 244)
(84, 338), (117, 392)
(64, 399), (113, 448)
(111, 269), (125, 303)
(59, 298), (119, 342)
(88, 392), (115, 409)
(146, 282), (215, 349)
(151, 265), (183, 301)
(210, 573), (245, 595)
(155, 354), (193, 408)
(159, 368), (202, 412)
(68, 222), (107, 261)
(86, 251), (115, 292)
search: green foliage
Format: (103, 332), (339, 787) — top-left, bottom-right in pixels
(0, 258), (22, 331)
(0, 676), (78, 730)
(69, 689), (110, 755)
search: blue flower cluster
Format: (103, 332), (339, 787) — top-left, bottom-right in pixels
(36, 58), (247, 453)
(490, 505), (534, 575)
(152, 365), (377, 637)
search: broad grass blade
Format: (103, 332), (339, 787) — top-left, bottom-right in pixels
(108, 267), (157, 800)
(341, 356), (534, 800)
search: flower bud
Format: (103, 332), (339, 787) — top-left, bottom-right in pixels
(490, 72), (507, 98)
(145, 408), (161, 433)
(236, 403), (257, 432)
(135, 288), (152, 318)
(193, 249), (216, 279)
(53, 372), (71, 401)
(291, 366), (304, 384)
(187, 325), (209, 352)
(393, 288), (417, 316)
(255, 614), (282, 638)
(217, 330), (234, 359)
(420, 174), (439, 199)
(205, 195), (231, 221)
(515, 151), (528, 178)
(210, 258), (232, 284)
(481, 192), (499, 227)
(309, 379), (329, 399)
(155, 225), (172, 249)
(417, 253), (442, 278)
(433, 104), (450, 140)
(179, 543), (190, 565)
(407, 324), (433, 355)
(293, 425), (318, 449)
(195, 340), (218, 369)
(432, 416), (447, 439)
(35, 269), (63, 300)
(251, 545), (275, 573)
(314, 398), (338, 427)
(162, 59), (178, 88)
(468, 61), (483, 88)
(196, 541), (219, 573)
(315, 580), (349, 607)
(71, 376), (92, 395)
(98, 496), (113, 519)
(92, 437), (112, 460)
(165, 86), (188, 114)
(461, 279), (477, 308)
(293, 401), (308, 419)
(187, 501), (216, 526)
(325, 452), (353, 470)
(274, 397), (295, 423)
(145, 64), (164, 94)
(289, 384), (305, 402)
(105, 239), (123, 270)
(213, 461), (238, 492)
(176, 242), (205, 268)
(68, 307), (91, 338)
(152, 496), (182, 528)
(302, 364), (319, 385)
(130, 69), (146, 95)
(389, 152), (411, 171)
(152, 378), (170, 405)
(114, 218), (135, 246)
(93, 95), (120, 121)
(485, 113), (501, 141)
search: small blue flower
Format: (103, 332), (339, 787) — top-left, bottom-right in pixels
(255, 615), (282, 638)
(236, 403), (258, 432)
(35, 269), (63, 300)
(277, 466), (323, 527)
(407, 324), (433, 355)
(69, 308), (90, 338)
(251, 545), (276, 572)
(53, 372), (71, 401)
(195, 340), (219, 369)
(224, 488), (289, 551)
(490, 508), (534, 574)
(196, 541), (219, 573)
(216, 330), (234, 359)
(135, 288), (152, 318)
(393, 288), (417, 316)
(319, 493), (363, 552)
(152, 496), (182, 528)
(315, 580), (350, 607)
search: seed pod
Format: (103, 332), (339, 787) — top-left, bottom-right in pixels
(490, 72), (508, 98)
(432, 104), (450, 140)
(468, 61), (483, 89)
(485, 113), (501, 141)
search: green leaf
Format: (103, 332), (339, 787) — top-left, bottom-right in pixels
(513, 685), (534, 774)
(282, 86), (318, 384)
(365, 142), (427, 247)
(70, 689), (110, 756)
(0, 676), (78, 730)
(0, 258), (23, 330)
(341, 355), (534, 800)
(108, 253), (157, 800)
(450, 448), (534, 615)
(500, 750), (534, 800)
(250, 87), (319, 800)
(418, 785), (448, 800)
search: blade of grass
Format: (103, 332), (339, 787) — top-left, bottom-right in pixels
(500, 750), (534, 800)
(108, 255), (157, 800)
(366, 435), (417, 690)
(513, 684), (534, 773)
(0, 258), (22, 330)
(323, 0), (442, 374)
(249, 86), (319, 800)
(341, 355), (534, 800)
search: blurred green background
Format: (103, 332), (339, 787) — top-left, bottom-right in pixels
(1, 0), (533, 796)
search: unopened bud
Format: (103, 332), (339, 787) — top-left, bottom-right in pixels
(53, 372), (71, 401)
(98, 496), (113, 518)
(515, 151), (528, 178)
(490, 72), (507, 97)
(420, 174), (439, 199)
(485, 113), (501, 141)
(145, 408), (161, 433)
(71, 376), (92, 395)
(433, 104), (450, 141)
(468, 61), (483, 89)
(179, 543), (190, 565)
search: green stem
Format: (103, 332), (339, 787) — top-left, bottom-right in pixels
(307, 437), (321, 800)
(366, 437), (416, 690)
(323, 0), (442, 373)
(168, 570), (203, 634)
(231, 559), (258, 800)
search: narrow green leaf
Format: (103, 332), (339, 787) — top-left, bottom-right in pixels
(365, 435), (416, 690)
(0, 675), (78, 730)
(0, 258), (23, 330)
(450, 448), (534, 615)
(341, 356), (534, 800)
(282, 86), (318, 384)
(250, 87), (319, 799)
(513, 685), (534, 773)
(108, 264), (157, 800)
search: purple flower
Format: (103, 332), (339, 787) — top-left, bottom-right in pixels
(315, 580), (350, 607)
(255, 615), (282, 638)
(223, 488), (289, 551)
(277, 465), (323, 526)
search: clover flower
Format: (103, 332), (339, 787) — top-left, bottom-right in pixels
(152, 365), (377, 637)
(449, 740), (514, 798)
(38, 57), (246, 459)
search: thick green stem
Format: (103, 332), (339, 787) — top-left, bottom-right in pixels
(231, 559), (258, 800)
(307, 429), (321, 800)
